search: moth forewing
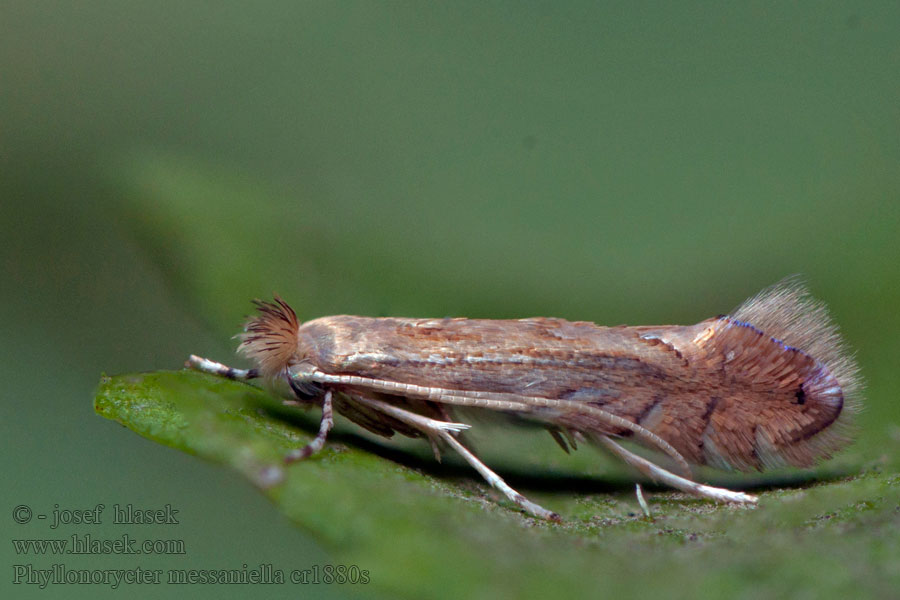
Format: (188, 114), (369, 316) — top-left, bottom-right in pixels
(188, 279), (861, 520)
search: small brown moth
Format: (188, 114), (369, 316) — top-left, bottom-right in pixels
(188, 279), (861, 520)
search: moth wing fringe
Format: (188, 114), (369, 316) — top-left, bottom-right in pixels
(730, 276), (862, 404)
(727, 276), (863, 467)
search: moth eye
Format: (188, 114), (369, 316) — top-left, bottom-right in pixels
(289, 378), (322, 401)
(794, 385), (806, 405)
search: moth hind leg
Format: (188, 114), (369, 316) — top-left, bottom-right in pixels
(597, 435), (757, 505)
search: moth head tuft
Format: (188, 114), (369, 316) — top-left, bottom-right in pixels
(237, 295), (300, 379)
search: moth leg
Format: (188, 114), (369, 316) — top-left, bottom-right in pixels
(438, 429), (561, 522)
(597, 436), (758, 505)
(547, 428), (571, 454)
(428, 438), (443, 463)
(309, 373), (690, 479)
(562, 428), (579, 451)
(187, 355), (258, 381)
(351, 395), (560, 522)
(635, 484), (652, 518)
(285, 390), (334, 463)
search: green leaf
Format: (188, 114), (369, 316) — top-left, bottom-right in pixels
(95, 370), (900, 598)
(97, 151), (900, 598)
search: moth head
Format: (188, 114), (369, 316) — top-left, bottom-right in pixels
(237, 295), (301, 379)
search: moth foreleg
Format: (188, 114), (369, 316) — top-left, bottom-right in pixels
(597, 436), (758, 505)
(187, 355), (259, 381)
(350, 395), (560, 521)
(285, 390), (334, 463)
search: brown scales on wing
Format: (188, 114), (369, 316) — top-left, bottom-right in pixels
(694, 280), (861, 471)
(557, 280), (861, 472)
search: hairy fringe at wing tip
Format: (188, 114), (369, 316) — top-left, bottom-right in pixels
(729, 276), (863, 457)
(237, 295), (300, 378)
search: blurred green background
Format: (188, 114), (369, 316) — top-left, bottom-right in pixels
(2, 2), (898, 599)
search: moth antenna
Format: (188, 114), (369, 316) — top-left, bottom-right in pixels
(238, 295), (301, 379)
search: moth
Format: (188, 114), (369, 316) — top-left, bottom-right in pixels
(188, 279), (861, 520)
